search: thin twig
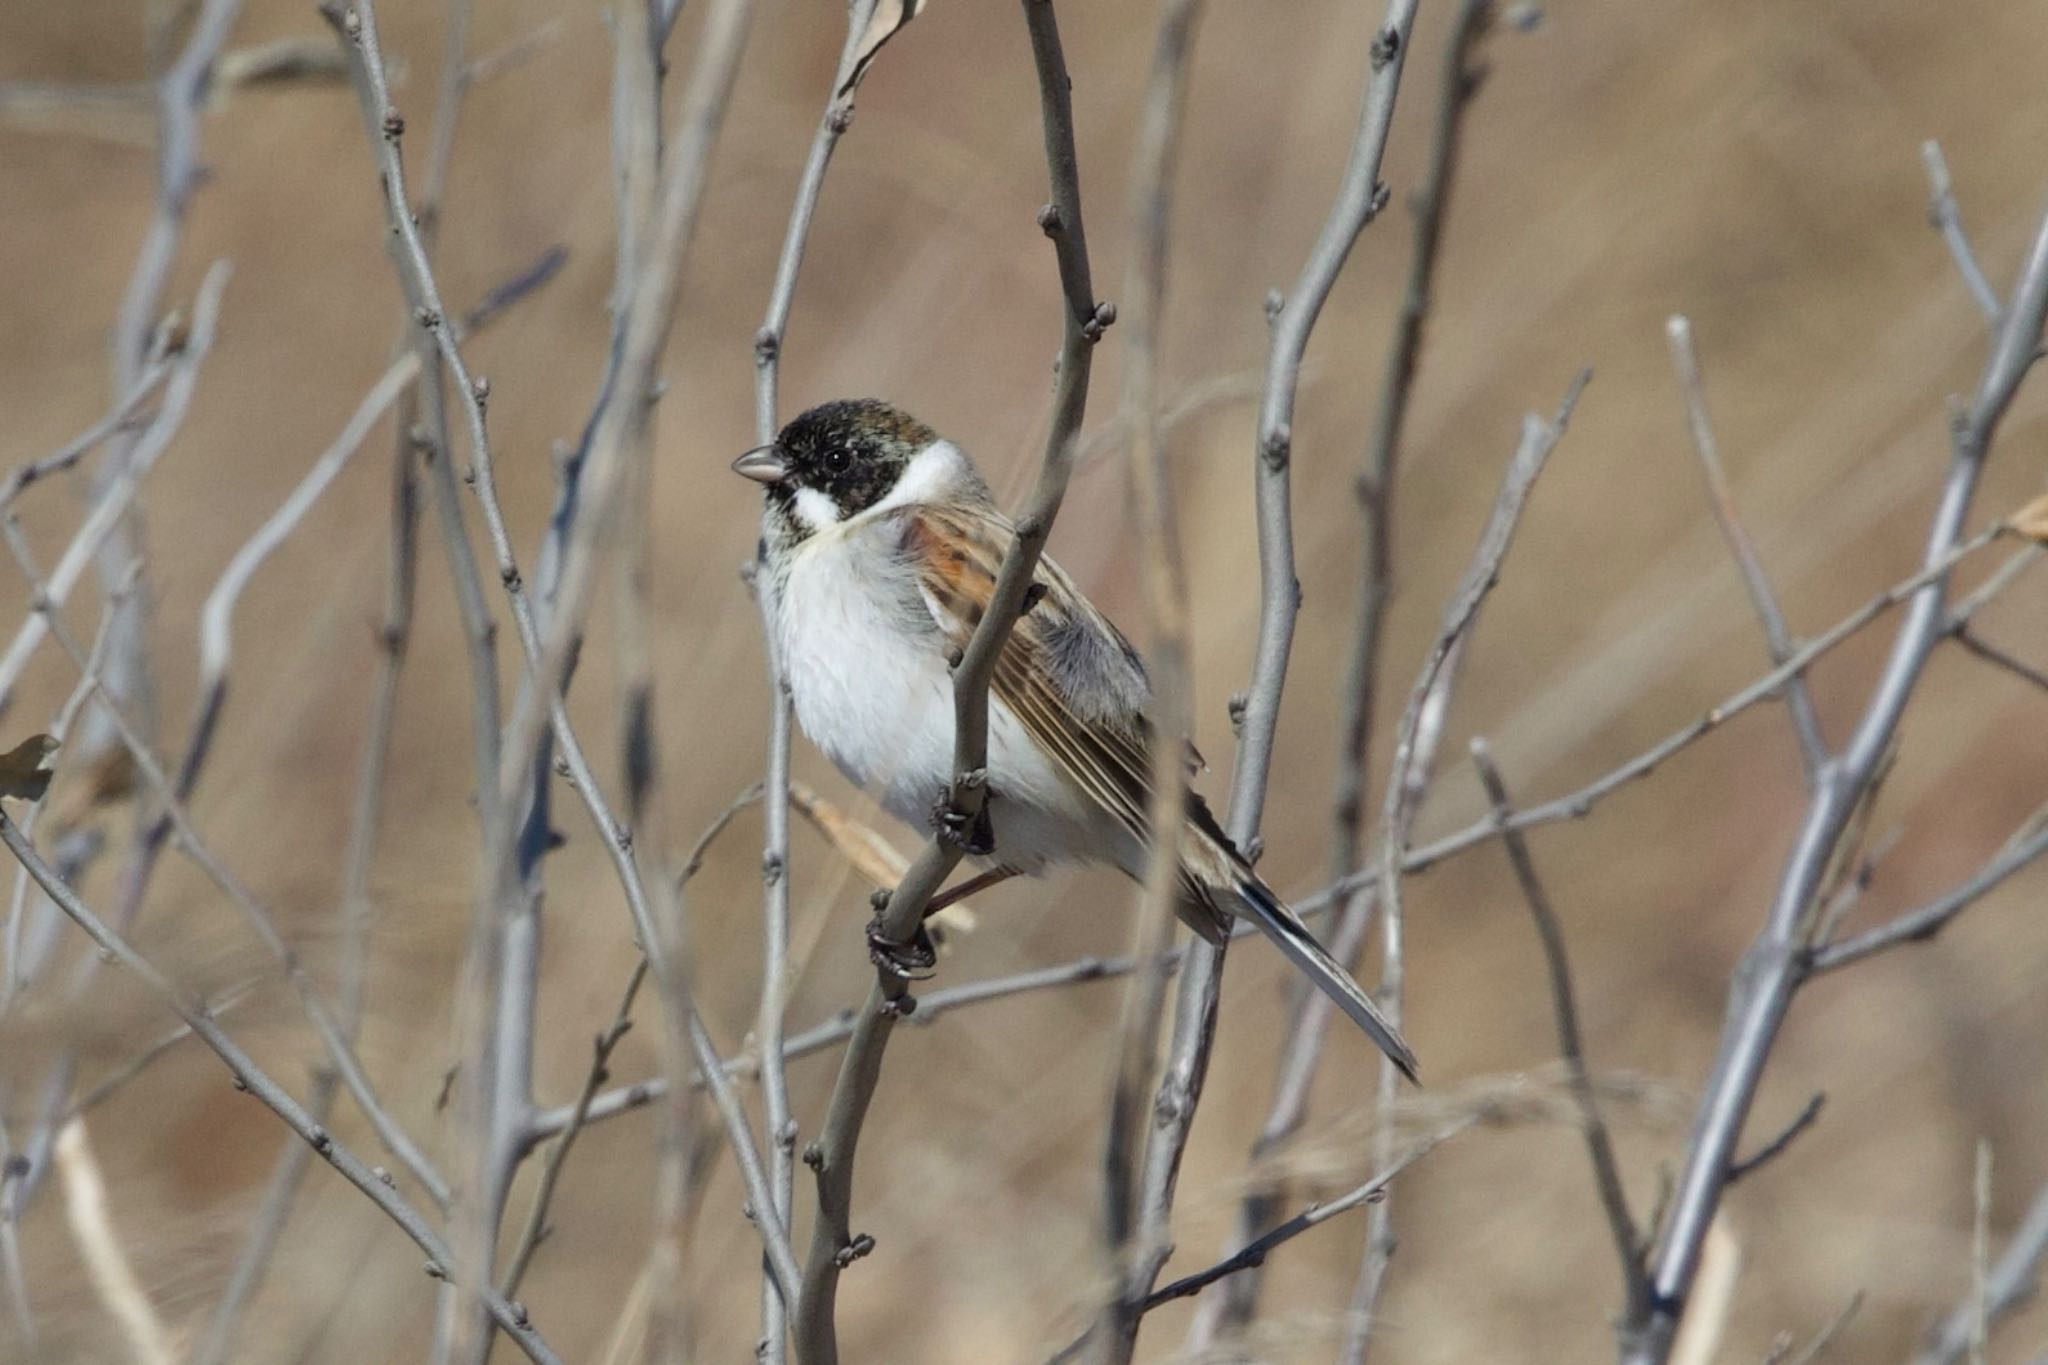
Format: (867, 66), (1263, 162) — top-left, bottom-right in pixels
(2, 527), (452, 1207)
(324, 1), (795, 1330)
(1724, 1092), (1825, 1185)
(1120, 4), (1425, 1353)
(1923, 141), (2001, 327)
(1810, 808), (2048, 972)
(1350, 371), (1590, 1359)
(1471, 739), (1646, 1323)
(1399, 528), (2027, 877)
(0, 812), (563, 1365)
(0, 262), (230, 717)
(1914, 1180), (2048, 1365)
(1100, 0), (1206, 1337)
(1201, 6), (1493, 1335)
(793, 5), (1103, 1359)
(177, 231), (551, 832)
(1971, 1143), (1992, 1365)
(192, 407), (422, 1365)
(747, 7), (884, 1351)
(0, 361), (173, 511)
(1666, 315), (1828, 780)
(66, 985), (253, 1119)
(1141, 1122), (1473, 1315)
(500, 960), (647, 1299)
(1625, 178), (2048, 1365)
(535, 868), (1386, 1141)
(0, 1124), (27, 1348)
(504, 778), (762, 1314)
(83, 0), (245, 797)
(1951, 626), (2048, 694)
(316, 20), (539, 1327)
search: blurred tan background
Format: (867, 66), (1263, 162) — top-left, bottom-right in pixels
(4, 0), (2048, 1360)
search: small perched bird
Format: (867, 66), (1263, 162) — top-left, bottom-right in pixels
(736, 398), (1417, 1080)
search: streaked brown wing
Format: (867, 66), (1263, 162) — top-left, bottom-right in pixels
(897, 504), (1156, 846)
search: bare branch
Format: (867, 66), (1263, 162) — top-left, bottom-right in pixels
(1351, 370), (1589, 1356)
(1665, 315), (1829, 780)
(1624, 178), (2048, 1365)
(84, 0), (246, 792)
(322, 1), (796, 1330)
(1471, 739), (1646, 1322)
(0, 813), (563, 1365)
(1724, 1092), (1825, 1185)
(1400, 527), (2026, 876)
(1914, 1179), (2048, 1365)
(501, 959), (648, 1300)
(1923, 141), (2001, 327)
(1809, 807), (2048, 972)
(196, 355), (410, 692)
(1119, 2), (1426, 1352)
(2, 529), (451, 1207)
(1200, 2), (1494, 1338)
(532, 866), (1381, 1145)
(1141, 1122), (1472, 1314)
(1951, 625), (2048, 694)
(0, 360), (173, 512)
(746, 5), (892, 1349)
(794, 6), (1103, 1357)
(1099, 0), (1206, 1334)
(192, 409), (417, 1365)
(0, 262), (230, 717)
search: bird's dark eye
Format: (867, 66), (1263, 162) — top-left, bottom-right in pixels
(824, 447), (851, 473)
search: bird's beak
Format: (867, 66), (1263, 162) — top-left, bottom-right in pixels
(731, 445), (789, 485)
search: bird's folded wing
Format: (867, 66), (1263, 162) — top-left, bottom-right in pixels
(897, 504), (1156, 846)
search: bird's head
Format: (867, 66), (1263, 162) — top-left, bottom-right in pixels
(734, 398), (972, 538)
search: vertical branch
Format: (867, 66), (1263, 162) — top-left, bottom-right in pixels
(1624, 189), (2048, 1365)
(319, 4), (521, 1351)
(592, 8), (708, 1361)
(326, 0), (775, 1342)
(1470, 739), (1646, 1323)
(87, 0), (244, 784)
(190, 366), (422, 1365)
(1346, 373), (1587, 1362)
(746, 6), (886, 1353)
(1100, 0), (1205, 1340)
(1198, 2), (1492, 1336)
(791, 3), (1105, 1358)
(488, 0), (757, 804)
(1113, 3), (1424, 1351)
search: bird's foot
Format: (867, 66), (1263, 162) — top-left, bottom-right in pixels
(930, 790), (995, 858)
(866, 911), (937, 980)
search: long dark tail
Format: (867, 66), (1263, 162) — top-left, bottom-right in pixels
(1233, 873), (1419, 1083)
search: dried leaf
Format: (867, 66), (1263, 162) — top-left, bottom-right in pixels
(2009, 490), (2048, 544)
(0, 734), (59, 803)
(839, 0), (926, 98)
(789, 780), (977, 933)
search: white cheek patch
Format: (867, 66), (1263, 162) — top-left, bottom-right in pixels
(868, 441), (969, 516)
(793, 487), (843, 531)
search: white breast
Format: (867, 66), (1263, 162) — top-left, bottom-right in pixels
(768, 517), (1113, 874)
